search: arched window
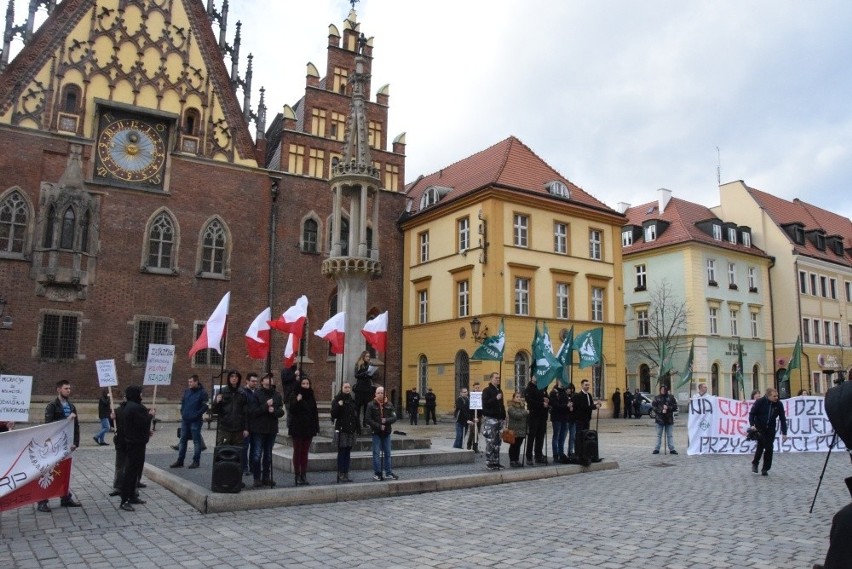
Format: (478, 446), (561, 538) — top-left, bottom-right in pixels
(80, 210), (91, 254)
(200, 219), (226, 275)
(302, 218), (318, 253)
(513, 352), (530, 393)
(752, 364), (760, 393)
(455, 350), (470, 392)
(62, 84), (81, 113)
(147, 212), (175, 269)
(0, 191), (29, 254)
(711, 363), (720, 396)
(639, 364), (651, 393)
(184, 108), (201, 135)
(43, 204), (56, 247)
(59, 207), (75, 250)
(592, 362), (604, 399)
(419, 187), (439, 210)
(418, 355), (428, 394)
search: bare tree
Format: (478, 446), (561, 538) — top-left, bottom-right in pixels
(636, 280), (690, 387)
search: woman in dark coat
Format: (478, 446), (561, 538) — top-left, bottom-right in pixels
(353, 350), (374, 427)
(95, 388), (111, 445)
(330, 382), (361, 482)
(288, 376), (320, 486)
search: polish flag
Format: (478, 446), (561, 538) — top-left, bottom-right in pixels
(283, 333), (297, 367)
(269, 295), (308, 337)
(245, 307), (271, 360)
(361, 311), (388, 353)
(188, 292), (230, 358)
(314, 311), (346, 355)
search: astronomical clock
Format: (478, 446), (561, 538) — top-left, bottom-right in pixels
(94, 108), (170, 190)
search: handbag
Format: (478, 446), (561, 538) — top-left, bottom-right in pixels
(501, 427), (516, 444)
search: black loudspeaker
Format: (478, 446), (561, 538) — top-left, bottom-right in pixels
(578, 429), (599, 466)
(211, 445), (243, 493)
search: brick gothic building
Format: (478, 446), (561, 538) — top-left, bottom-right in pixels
(0, 1), (405, 404)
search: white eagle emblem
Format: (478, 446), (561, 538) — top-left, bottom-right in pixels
(28, 432), (70, 489)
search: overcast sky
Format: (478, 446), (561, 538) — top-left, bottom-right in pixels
(14, 1), (852, 218)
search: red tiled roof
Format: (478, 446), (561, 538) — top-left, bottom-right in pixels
(404, 136), (617, 215)
(623, 196), (767, 258)
(745, 185), (852, 266)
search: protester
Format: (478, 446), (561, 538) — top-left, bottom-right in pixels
(481, 372), (506, 471)
(212, 370), (249, 446)
(574, 379), (599, 433)
(818, 380), (852, 568)
(406, 386), (421, 425)
(424, 387), (437, 425)
(565, 383), (577, 458)
(37, 380), (81, 512)
(466, 382), (482, 453)
(797, 389), (810, 396)
(697, 383), (709, 397)
(623, 388), (633, 418)
(115, 386), (154, 512)
(170, 375), (208, 469)
(353, 351), (374, 427)
(94, 388), (111, 445)
(506, 392), (529, 467)
(751, 389), (762, 401)
(288, 376), (320, 486)
(240, 373), (259, 476)
(611, 387), (621, 419)
(330, 382), (360, 482)
(524, 376), (549, 465)
(249, 372), (284, 487)
(652, 385), (678, 454)
(367, 386), (398, 481)
(632, 387), (642, 418)
(549, 382), (570, 463)
(748, 387), (787, 475)
(453, 387), (473, 449)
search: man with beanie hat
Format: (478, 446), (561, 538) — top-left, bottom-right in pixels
(115, 386), (155, 512)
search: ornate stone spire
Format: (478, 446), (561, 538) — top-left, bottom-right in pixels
(340, 32), (374, 170)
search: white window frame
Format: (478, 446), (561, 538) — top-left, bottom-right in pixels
(803, 318), (810, 343)
(554, 222), (567, 254)
(709, 307), (718, 335)
(730, 309), (739, 337)
(712, 224), (722, 240)
(644, 225), (656, 242)
(728, 263), (737, 287)
(622, 230), (633, 247)
(419, 231), (429, 263)
(418, 290), (428, 324)
(458, 217), (470, 252)
(742, 232), (751, 247)
(589, 230), (602, 260)
(824, 321), (832, 346)
(591, 287), (604, 322)
(637, 309), (649, 337)
(635, 264), (647, 289)
(727, 227), (737, 244)
(748, 267), (757, 291)
(513, 214), (529, 248)
(813, 319), (821, 344)
(556, 282), (570, 320)
(750, 312), (759, 338)
(457, 280), (469, 318)
(707, 259), (717, 284)
(514, 277), (530, 316)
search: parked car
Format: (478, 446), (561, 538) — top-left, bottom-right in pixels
(638, 392), (680, 419)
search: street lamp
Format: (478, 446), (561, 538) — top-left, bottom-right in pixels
(469, 317), (489, 344)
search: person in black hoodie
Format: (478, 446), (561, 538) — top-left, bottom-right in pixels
(353, 351), (374, 427)
(248, 373), (284, 487)
(549, 382), (570, 463)
(115, 386), (154, 512)
(481, 372), (506, 470)
(212, 370), (248, 446)
(330, 382), (360, 482)
(94, 388), (111, 445)
(288, 376), (320, 486)
(524, 377), (549, 465)
(747, 387), (787, 475)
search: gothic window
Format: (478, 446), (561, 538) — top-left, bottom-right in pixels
(302, 218), (318, 253)
(59, 207), (75, 250)
(145, 211), (177, 271)
(455, 350), (470, 391)
(0, 190), (29, 254)
(183, 108), (200, 135)
(61, 84), (81, 113)
(200, 219), (227, 276)
(43, 204), (56, 247)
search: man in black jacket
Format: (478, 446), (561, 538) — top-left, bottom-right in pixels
(424, 388), (437, 425)
(212, 370), (248, 446)
(248, 373), (285, 486)
(573, 379), (599, 432)
(748, 387), (787, 475)
(37, 380), (81, 512)
(367, 386), (398, 480)
(524, 377), (549, 465)
(481, 372), (506, 470)
(623, 389), (633, 419)
(652, 385), (678, 455)
(115, 386), (154, 512)
(453, 387), (472, 449)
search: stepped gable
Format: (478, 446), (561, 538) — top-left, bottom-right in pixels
(745, 184), (852, 266)
(623, 196), (767, 257)
(405, 136), (616, 215)
(0, 0), (257, 163)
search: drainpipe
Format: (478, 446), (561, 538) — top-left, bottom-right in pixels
(267, 177), (281, 375)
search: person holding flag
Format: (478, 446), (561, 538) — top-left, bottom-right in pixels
(37, 380), (82, 512)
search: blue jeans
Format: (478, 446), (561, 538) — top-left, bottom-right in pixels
(177, 419), (203, 464)
(372, 434), (392, 475)
(551, 420), (568, 457)
(567, 421), (577, 455)
(655, 423), (675, 452)
(96, 417), (110, 443)
(453, 422), (467, 448)
(242, 433), (252, 474)
(251, 433), (276, 480)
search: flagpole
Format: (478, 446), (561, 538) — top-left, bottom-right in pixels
(298, 320), (306, 375)
(214, 324), (229, 447)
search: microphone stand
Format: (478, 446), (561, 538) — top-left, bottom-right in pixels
(809, 431), (838, 514)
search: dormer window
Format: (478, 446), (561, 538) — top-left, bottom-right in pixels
(815, 233), (826, 250)
(547, 181), (570, 199)
(622, 230), (633, 247)
(832, 238), (844, 255)
(727, 228), (737, 244)
(742, 232), (751, 248)
(713, 224), (722, 241)
(793, 226), (805, 245)
(419, 186), (452, 210)
(644, 224), (656, 242)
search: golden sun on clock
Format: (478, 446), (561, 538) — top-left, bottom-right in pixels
(97, 119), (166, 183)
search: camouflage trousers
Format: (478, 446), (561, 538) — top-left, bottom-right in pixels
(482, 417), (503, 466)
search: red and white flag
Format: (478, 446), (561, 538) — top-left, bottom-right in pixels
(361, 311), (388, 353)
(245, 307), (271, 360)
(283, 333), (297, 367)
(188, 292), (230, 358)
(0, 419), (74, 512)
(314, 311), (346, 355)
(269, 295), (308, 336)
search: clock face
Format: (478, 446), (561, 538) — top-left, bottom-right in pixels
(96, 115), (167, 185)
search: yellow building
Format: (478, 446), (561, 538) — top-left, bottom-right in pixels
(400, 137), (625, 414)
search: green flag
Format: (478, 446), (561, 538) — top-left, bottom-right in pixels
(532, 322), (563, 389)
(658, 341), (672, 384)
(556, 326), (574, 368)
(736, 338), (745, 398)
(471, 319), (505, 361)
(572, 327), (603, 369)
(676, 339), (695, 389)
(784, 336), (802, 383)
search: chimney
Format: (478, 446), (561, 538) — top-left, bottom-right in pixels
(658, 188), (672, 213)
(616, 202), (631, 214)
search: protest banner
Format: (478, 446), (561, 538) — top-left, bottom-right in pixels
(0, 418), (74, 511)
(0, 375), (33, 422)
(95, 359), (118, 387)
(469, 391), (482, 410)
(687, 395), (842, 455)
(143, 344), (176, 386)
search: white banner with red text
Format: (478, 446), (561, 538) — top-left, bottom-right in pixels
(687, 396), (843, 455)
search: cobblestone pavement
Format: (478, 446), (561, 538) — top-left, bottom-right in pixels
(1, 416), (847, 568)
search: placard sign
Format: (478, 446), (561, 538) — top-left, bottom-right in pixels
(95, 359), (118, 387)
(469, 391), (482, 410)
(0, 375), (33, 422)
(142, 344), (176, 386)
